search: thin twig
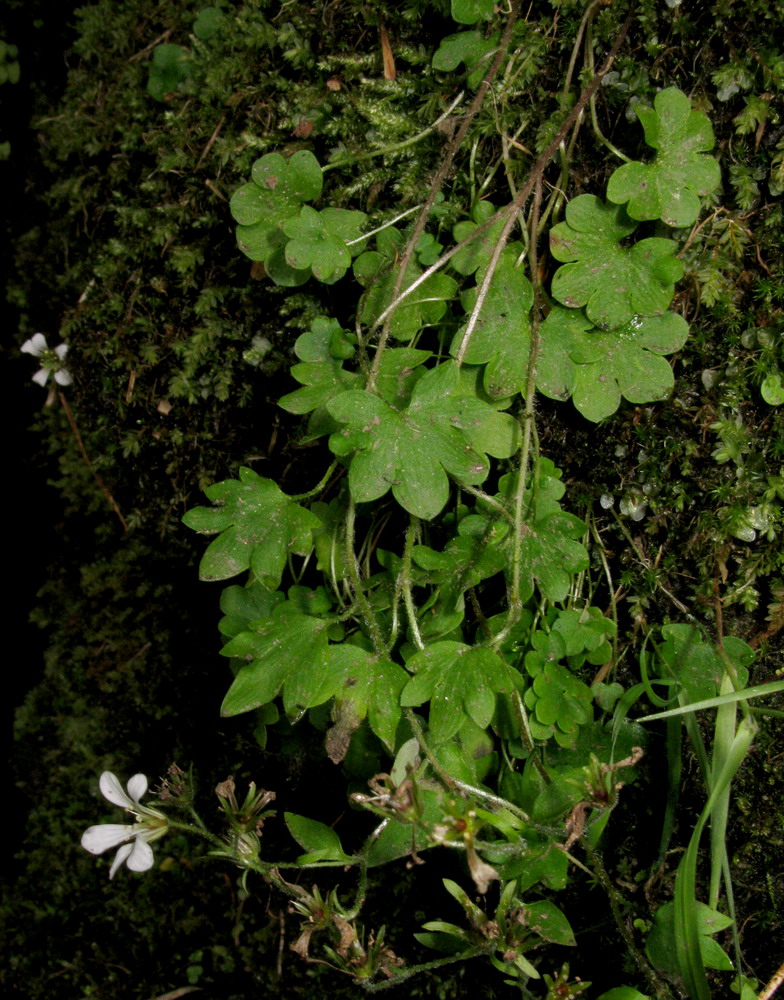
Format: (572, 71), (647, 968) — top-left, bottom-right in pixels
(195, 112), (227, 169)
(128, 30), (172, 62)
(454, 13), (632, 367)
(759, 960), (784, 1000)
(58, 391), (129, 532)
(583, 840), (675, 1000)
(366, 0), (525, 390)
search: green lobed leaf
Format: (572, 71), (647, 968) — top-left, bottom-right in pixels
(220, 609), (333, 718)
(656, 624), (750, 703)
(646, 900), (734, 977)
(413, 513), (508, 615)
(451, 0), (495, 24)
(451, 250), (533, 399)
(552, 607), (616, 659)
(761, 372), (784, 405)
(433, 717), (495, 785)
(374, 348), (432, 409)
(182, 467), (320, 587)
(282, 205), (367, 283)
(283, 205), (349, 280)
(310, 498), (349, 581)
(192, 6), (227, 40)
(400, 641), (518, 743)
(278, 319), (362, 416)
(432, 31), (499, 89)
(523, 658), (594, 747)
(327, 361), (515, 519)
(252, 149), (323, 203)
(496, 834), (569, 891)
(218, 581), (285, 639)
(264, 247), (312, 286)
(497, 458), (590, 603)
(326, 644), (409, 752)
(607, 87), (721, 227)
(450, 201), (505, 276)
(357, 254), (458, 342)
(147, 44), (193, 101)
(232, 151), (323, 266)
(550, 196), (684, 329)
(537, 307), (689, 421)
(535, 306), (593, 402)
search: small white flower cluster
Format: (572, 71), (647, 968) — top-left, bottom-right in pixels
(21, 332), (72, 387)
(81, 772), (168, 879)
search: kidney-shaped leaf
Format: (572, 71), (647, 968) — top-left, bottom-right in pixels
(550, 196), (683, 329)
(607, 87), (721, 227)
(539, 309), (689, 422)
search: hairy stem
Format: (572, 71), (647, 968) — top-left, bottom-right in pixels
(345, 497), (385, 653)
(584, 840), (674, 1000)
(366, 0), (524, 390)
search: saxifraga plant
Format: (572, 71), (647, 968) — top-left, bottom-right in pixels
(78, 3), (784, 998)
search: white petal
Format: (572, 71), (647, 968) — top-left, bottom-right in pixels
(21, 333), (48, 356)
(54, 369), (73, 386)
(126, 773), (148, 803)
(125, 837), (154, 872)
(109, 842), (134, 879)
(81, 823), (135, 855)
(54, 343), (69, 360)
(32, 368), (50, 387)
(99, 771), (135, 808)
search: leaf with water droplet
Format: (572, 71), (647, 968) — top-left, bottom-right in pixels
(537, 308), (689, 422)
(550, 196), (683, 329)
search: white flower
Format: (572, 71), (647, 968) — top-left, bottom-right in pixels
(21, 332), (72, 387)
(81, 772), (168, 879)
